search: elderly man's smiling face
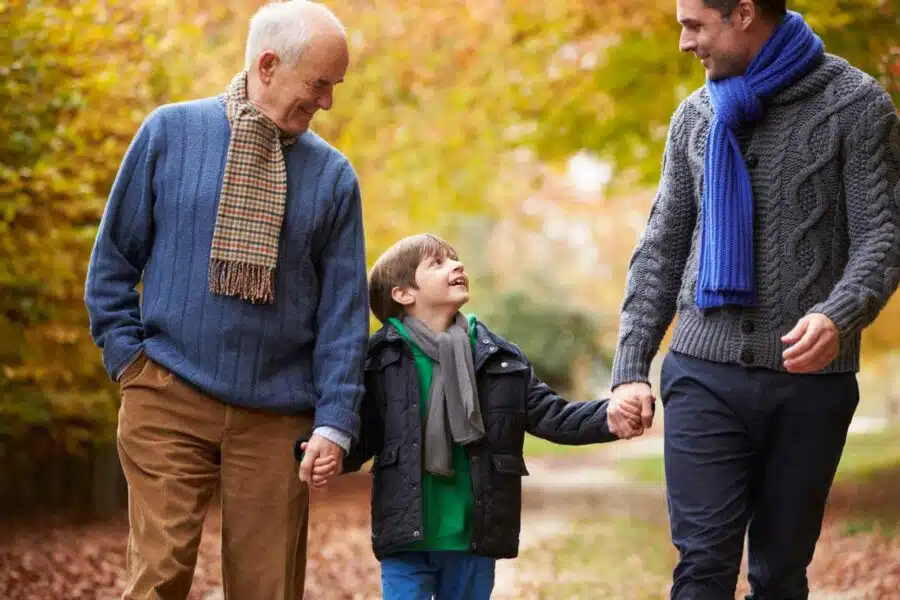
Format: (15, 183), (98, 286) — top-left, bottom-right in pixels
(255, 32), (348, 135)
(245, 0), (349, 136)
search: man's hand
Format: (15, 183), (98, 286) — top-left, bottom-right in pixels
(301, 446), (339, 488)
(298, 434), (344, 488)
(609, 382), (655, 439)
(782, 313), (839, 374)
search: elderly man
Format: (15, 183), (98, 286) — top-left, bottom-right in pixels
(84, 2), (367, 598)
(607, 0), (899, 598)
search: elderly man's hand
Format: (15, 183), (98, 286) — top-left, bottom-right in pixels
(298, 434), (344, 488)
(609, 382), (655, 439)
(782, 313), (840, 374)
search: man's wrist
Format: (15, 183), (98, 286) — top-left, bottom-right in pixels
(312, 426), (351, 454)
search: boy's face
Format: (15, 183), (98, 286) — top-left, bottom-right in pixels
(393, 251), (470, 316)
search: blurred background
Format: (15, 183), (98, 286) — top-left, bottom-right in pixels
(1, 0), (898, 598)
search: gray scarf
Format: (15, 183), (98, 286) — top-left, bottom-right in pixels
(401, 314), (485, 477)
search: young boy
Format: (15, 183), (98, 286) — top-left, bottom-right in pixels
(308, 233), (643, 599)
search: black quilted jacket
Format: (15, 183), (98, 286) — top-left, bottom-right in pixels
(344, 319), (617, 559)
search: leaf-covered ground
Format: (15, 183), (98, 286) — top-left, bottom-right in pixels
(0, 474), (380, 600)
(2, 456), (898, 599)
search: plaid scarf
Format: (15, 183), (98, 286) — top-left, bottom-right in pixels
(208, 71), (296, 304)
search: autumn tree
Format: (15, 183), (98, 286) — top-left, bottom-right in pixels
(0, 0), (203, 439)
(1, 0), (897, 437)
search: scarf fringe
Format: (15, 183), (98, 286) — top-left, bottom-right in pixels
(208, 259), (275, 304)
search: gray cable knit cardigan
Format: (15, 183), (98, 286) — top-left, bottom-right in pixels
(612, 54), (900, 388)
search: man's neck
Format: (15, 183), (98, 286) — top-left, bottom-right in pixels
(744, 19), (779, 69)
(245, 74), (278, 124)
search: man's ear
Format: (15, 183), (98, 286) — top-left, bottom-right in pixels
(737, 0), (757, 30)
(255, 50), (280, 84)
(391, 286), (415, 307)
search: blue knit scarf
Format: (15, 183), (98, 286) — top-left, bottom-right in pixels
(696, 11), (824, 308)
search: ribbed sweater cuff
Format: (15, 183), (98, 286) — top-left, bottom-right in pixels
(312, 403), (361, 443)
(103, 334), (144, 383)
(611, 342), (655, 390)
(809, 292), (866, 338)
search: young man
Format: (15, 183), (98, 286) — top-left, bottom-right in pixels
(607, 1), (900, 598)
(330, 233), (641, 600)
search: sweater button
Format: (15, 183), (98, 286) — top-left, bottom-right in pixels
(746, 153), (758, 168)
(740, 349), (755, 365)
(741, 319), (755, 334)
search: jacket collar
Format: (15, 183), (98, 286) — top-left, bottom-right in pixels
(369, 318), (521, 371)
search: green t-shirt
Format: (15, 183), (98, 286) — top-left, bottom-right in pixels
(386, 314), (478, 552)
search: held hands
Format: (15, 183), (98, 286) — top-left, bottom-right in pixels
(782, 313), (839, 374)
(297, 434), (344, 489)
(608, 382), (655, 440)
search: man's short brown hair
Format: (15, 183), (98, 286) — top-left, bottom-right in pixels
(703, 0), (787, 20)
(368, 233), (459, 322)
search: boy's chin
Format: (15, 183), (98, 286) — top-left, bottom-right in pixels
(452, 292), (470, 309)
(439, 295), (469, 315)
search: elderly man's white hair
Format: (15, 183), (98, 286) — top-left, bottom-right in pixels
(244, 1), (345, 71)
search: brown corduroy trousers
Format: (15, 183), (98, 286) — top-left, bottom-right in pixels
(116, 354), (312, 600)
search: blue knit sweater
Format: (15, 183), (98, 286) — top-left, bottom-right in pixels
(85, 96), (369, 439)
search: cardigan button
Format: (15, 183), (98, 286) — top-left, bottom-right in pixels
(746, 153), (758, 168)
(740, 349), (755, 365)
(741, 319), (755, 334)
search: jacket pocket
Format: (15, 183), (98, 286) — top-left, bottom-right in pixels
(119, 351), (149, 388)
(372, 442), (399, 471)
(491, 453), (529, 476)
(371, 441), (404, 540)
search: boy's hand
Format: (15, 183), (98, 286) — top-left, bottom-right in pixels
(299, 446), (338, 488)
(619, 395), (646, 430)
(298, 435), (343, 488)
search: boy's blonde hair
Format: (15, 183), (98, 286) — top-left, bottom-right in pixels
(368, 233), (459, 323)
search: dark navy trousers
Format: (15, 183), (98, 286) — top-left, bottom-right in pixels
(660, 351), (859, 600)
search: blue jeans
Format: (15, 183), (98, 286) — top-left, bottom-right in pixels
(661, 351), (859, 600)
(380, 550), (496, 600)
